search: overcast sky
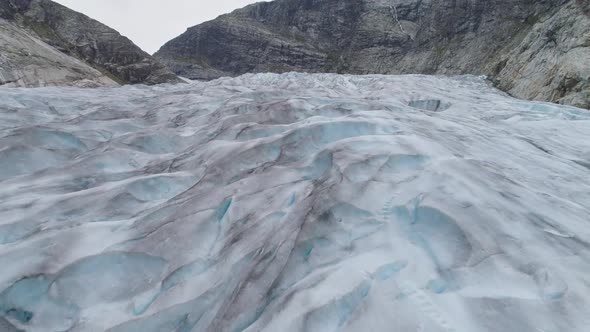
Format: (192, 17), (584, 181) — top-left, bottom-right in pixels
(53, 0), (262, 54)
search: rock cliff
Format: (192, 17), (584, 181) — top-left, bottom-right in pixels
(155, 0), (589, 109)
(0, 0), (181, 87)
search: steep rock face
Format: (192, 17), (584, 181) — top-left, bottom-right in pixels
(155, 0), (589, 108)
(0, 18), (118, 87)
(0, 0), (181, 87)
(493, 0), (590, 109)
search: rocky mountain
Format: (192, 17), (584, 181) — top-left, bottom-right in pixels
(155, 0), (590, 109)
(0, 0), (182, 87)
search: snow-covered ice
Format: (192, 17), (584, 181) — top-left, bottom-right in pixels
(0, 73), (589, 332)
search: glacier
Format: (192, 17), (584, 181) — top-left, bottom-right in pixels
(0, 73), (589, 332)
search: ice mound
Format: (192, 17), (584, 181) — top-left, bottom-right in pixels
(0, 73), (589, 331)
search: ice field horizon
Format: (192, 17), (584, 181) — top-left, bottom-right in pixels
(0, 73), (589, 331)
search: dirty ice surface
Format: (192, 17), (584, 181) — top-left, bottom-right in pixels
(0, 73), (589, 332)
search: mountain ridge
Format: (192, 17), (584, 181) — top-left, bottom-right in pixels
(0, 0), (182, 87)
(155, 0), (589, 109)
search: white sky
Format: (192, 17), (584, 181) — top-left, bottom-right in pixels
(53, 0), (262, 54)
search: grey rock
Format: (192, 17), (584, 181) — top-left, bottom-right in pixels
(155, 0), (589, 109)
(493, 0), (590, 109)
(0, 18), (118, 87)
(0, 0), (182, 87)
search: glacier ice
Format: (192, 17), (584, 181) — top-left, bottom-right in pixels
(0, 73), (589, 331)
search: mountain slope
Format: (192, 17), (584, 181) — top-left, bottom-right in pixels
(0, 18), (118, 87)
(0, 0), (182, 87)
(0, 73), (589, 331)
(155, 0), (589, 109)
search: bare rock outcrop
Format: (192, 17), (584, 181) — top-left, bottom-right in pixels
(0, 0), (181, 87)
(155, 0), (589, 108)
